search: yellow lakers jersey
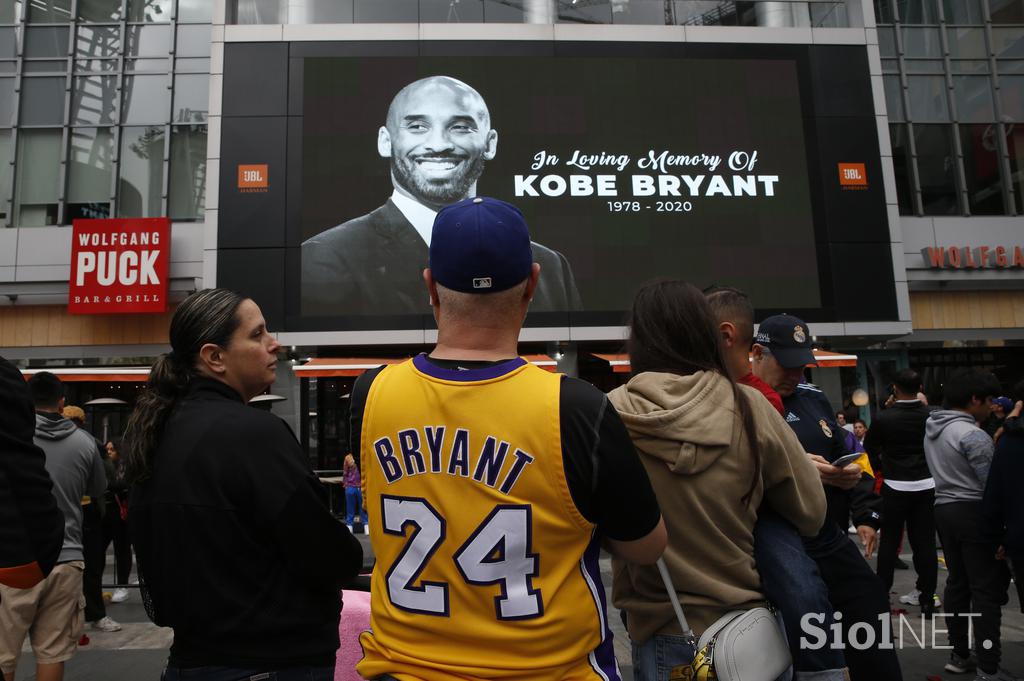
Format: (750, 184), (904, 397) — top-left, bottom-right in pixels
(357, 355), (620, 681)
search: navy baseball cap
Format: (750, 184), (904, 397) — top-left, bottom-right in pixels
(994, 396), (1014, 412)
(429, 196), (533, 294)
(755, 314), (818, 368)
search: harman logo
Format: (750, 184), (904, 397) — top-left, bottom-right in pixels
(472, 277), (493, 289)
(838, 163), (868, 189)
(238, 164), (268, 192)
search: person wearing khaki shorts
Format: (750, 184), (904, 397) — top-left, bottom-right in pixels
(0, 561), (86, 681)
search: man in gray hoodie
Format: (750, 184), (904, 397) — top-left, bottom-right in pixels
(0, 372), (106, 681)
(924, 369), (1015, 681)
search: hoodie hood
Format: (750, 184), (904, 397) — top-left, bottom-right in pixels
(607, 370), (737, 475)
(926, 409), (977, 441)
(34, 413), (79, 441)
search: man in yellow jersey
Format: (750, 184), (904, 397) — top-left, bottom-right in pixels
(351, 196), (666, 681)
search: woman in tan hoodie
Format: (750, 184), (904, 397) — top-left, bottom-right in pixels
(609, 281), (827, 680)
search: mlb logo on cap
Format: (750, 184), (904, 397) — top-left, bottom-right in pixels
(430, 197), (534, 294)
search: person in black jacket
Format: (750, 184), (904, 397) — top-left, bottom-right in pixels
(123, 289), (363, 681)
(864, 368), (939, 615)
(0, 357), (65, 681)
(983, 381), (1024, 612)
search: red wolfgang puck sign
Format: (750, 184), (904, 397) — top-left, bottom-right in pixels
(69, 218), (171, 314)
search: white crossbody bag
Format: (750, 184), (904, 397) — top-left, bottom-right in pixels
(655, 558), (791, 681)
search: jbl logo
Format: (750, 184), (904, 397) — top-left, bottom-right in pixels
(472, 277), (493, 289)
(238, 164), (269, 190)
(837, 163), (867, 188)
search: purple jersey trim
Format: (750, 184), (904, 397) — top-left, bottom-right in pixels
(581, 533), (622, 681)
(412, 353), (527, 382)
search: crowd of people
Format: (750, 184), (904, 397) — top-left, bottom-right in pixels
(1, 195), (1023, 681)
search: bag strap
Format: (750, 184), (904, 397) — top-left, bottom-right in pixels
(656, 558), (698, 647)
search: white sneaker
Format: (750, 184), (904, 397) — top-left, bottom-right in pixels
(899, 589), (921, 605)
(111, 588), (129, 603)
(91, 616), (122, 632)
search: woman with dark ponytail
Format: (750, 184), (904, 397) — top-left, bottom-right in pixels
(606, 281), (826, 681)
(125, 289), (362, 681)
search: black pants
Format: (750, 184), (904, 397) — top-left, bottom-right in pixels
(806, 522), (903, 681)
(82, 502), (107, 621)
(935, 501), (1011, 674)
(102, 500), (132, 585)
(876, 486), (938, 601)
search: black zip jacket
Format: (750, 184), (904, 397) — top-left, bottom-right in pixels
(0, 356), (63, 589)
(129, 378), (362, 669)
(863, 401), (934, 482)
(983, 429), (1024, 556)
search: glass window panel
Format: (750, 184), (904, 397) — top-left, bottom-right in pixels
(878, 26), (897, 57)
(999, 75), (1024, 120)
(172, 73), (207, 123)
(959, 123), (1006, 215)
(0, 78), (12, 125)
(482, 1), (524, 22)
(1008, 125), (1024, 213)
(126, 25), (171, 57)
(942, 0), (983, 23)
(914, 124), (959, 215)
(990, 0), (1024, 24)
(232, 0), (285, 24)
(952, 75), (995, 121)
(875, 0), (895, 23)
(0, 2), (21, 23)
(353, 0), (417, 21)
(898, 0), (939, 22)
(74, 58), (118, 72)
(78, 0), (122, 22)
(67, 127), (114, 203)
(174, 57), (209, 73)
(810, 3), (848, 27)
(904, 59), (945, 73)
(178, 0), (214, 22)
(122, 74), (169, 123)
(992, 28), (1024, 60)
(28, 0), (71, 22)
(290, 0), (354, 22)
(889, 123), (915, 214)
(118, 125), (164, 217)
(19, 77), (65, 125)
(169, 125), (206, 220)
(420, 0), (485, 22)
(882, 59), (900, 72)
(1000, 60), (1024, 72)
(0, 62), (14, 73)
(612, 2), (665, 25)
(76, 25), (120, 59)
(948, 27), (988, 59)
(884, 75), (905, 119)
(24, 26), (70, 58)
(558, 1), (610, 23)
(0, 130), (10, 222)
(14, 129), (62, 226)
(902, 27), (942, 58)
(907, 75), (950, 121)
(22, 59), (67, 73)
(127, 0), (172, 22)
(175, 25), (210, 58)
(0, 29), (16, 59)
(71, 75), (117, 124)
(125, 57), (169, 72)
(951, 59), (990, 73)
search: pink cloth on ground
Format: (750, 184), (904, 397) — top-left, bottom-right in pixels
(335, 589), (372, 681)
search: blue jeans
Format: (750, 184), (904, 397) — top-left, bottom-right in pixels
(162, 666), (334, 681)
(754, 509), (847, 679)
(345, 486), (363, 525)
(631, 633), (697, 681)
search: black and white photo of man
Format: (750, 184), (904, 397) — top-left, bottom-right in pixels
(301, 75), (582, 316)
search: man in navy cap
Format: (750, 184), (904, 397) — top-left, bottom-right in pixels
(301, 76), (582, 317)
(752, 314), (899, 681)
(349, 197), (665, 681)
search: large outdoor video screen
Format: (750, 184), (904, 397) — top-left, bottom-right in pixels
(216, 41), (895, 333)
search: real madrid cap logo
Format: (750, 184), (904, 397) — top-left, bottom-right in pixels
(793, 325), (807, 344)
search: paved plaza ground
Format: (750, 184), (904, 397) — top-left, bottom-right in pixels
(10, 534), (1024, 680)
